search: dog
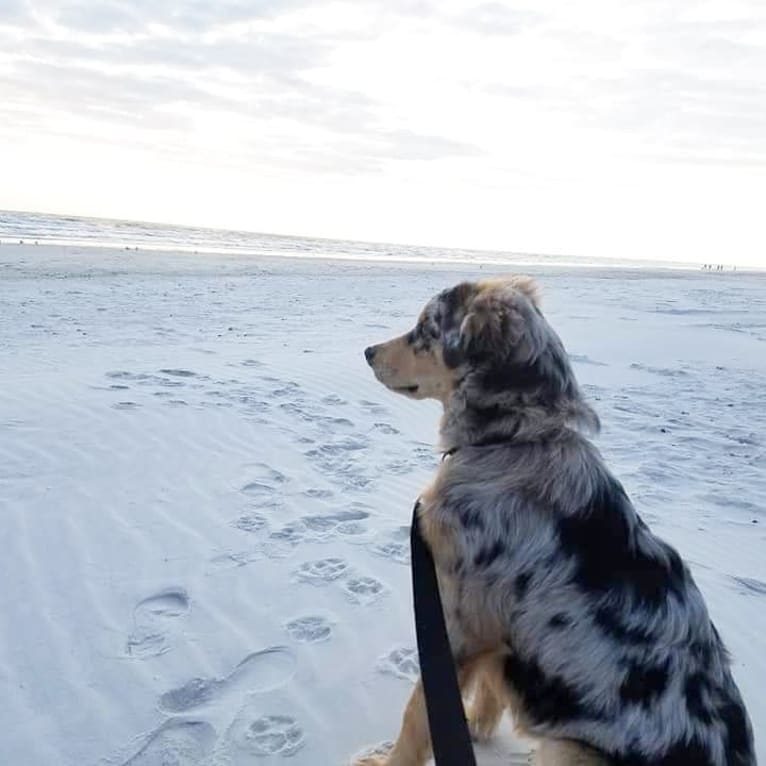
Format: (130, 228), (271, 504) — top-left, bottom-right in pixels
(357, 277), (755, 765)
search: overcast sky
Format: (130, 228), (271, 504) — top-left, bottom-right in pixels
(1, 0), (765, 265)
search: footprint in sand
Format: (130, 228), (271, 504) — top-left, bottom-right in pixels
(303, 487), (334, 499)
(373, 422), (400, 435)
(121, 719), (215, 766)
(207, 549), (262, 571)
(369, 539), (410, 565)
(300, 508), (371, 540)
(411, 444), (438, 467)
(227, 705), (306, 757)
(285, 615), (334, 643)
(344, 575), (386, 605)
(159, 368), (199, 378)
(317, 414), (356, 429)
(269, 381), (302, 398)
(153, 377), (186, 388)
(240, 463), (288, 498)
(382, 458), (414, 476)
(369, 526), (411, 565)
(294, 557), (350, 584)
(106, 371), (151, 382)
(377, 647), (419, 682)
(269, 522), (306, 548)
(352, 741), (394, 764)
(126, 588), (190, 659)
(158, 647), (296, 713)
(303, 439), (374, 491)
(322, 394), (347, 406)
(358, 399), (388, 415)
(231, 512), (269, 534)
(279, 401), (319, 422)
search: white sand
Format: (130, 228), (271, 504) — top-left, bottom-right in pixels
(0, 244), (764, 765)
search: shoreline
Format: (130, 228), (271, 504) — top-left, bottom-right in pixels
(2, 241), (764, 278)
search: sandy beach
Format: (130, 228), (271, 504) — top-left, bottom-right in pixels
(1, 244), (764, 765)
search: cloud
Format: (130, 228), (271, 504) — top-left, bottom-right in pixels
(0, 1), (488, 172)
(453, 2), (547, 36)
(4, 0), (765, 168)
(0, 0), (764, 263)
(47, 0), (310, 34)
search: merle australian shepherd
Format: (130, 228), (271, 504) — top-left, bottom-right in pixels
(355, 277), (755, 765)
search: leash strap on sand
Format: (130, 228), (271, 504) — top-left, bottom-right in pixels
(411, 501), (477, 766)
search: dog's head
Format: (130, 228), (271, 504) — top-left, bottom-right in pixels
(364, 276), (544, 400)
(364, 276), (597, 440)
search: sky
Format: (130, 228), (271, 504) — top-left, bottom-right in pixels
(1, 0), (765, 266)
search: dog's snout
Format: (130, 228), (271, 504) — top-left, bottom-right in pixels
(364, 345), (377, 365)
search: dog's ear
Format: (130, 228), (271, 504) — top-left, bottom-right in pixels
(442, 329), (464, 368)
(458, 282), (545, 364)
(477, 275), (541, 308)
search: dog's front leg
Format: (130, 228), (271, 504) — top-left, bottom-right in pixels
(467, 668), (506, 741)
(353, 658), (486, 766)
(352, 679), (430, 766)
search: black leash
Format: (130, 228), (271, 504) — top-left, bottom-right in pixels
(410, 500), (477, 766)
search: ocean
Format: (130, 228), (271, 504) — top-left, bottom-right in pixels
(0, 208), (692, 269)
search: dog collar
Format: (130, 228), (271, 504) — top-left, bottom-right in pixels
(441, 434), (538, 460)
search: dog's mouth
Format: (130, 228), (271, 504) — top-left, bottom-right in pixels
(393, 384), (419, 395)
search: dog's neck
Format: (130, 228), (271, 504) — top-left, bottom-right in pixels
(438, 369), (599, 456)
(439, 390), (551, 455)
(440, 432), (529, 460)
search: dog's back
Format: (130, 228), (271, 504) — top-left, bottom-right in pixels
(438, 434), (756, 765)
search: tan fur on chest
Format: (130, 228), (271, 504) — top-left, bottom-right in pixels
(417, 464), (505, 655)
(416, 464), (459, 568)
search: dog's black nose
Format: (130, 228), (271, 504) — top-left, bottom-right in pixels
(364, 346), (377, 364)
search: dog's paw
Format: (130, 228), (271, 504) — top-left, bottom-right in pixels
(349, 741), (393, 765)
(351, 757), (388, 766)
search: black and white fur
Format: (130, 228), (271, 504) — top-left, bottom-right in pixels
(357, 277), (755, 766)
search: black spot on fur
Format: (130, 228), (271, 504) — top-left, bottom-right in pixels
(615, 739), (715, 766)
(480, 360), (546, 393)
(474, 539), (504, 568)
(684, 673), (714, 724)
(469, 403), (510, 428)
(690, 640), (714, 666)
(655, 740), (715, 766)
(619, 658), (670, 707)
(548, 613), (571, 629)
(514, 571), (532, 599)
(439, 283), (472, 325)
(457, 503), (484, 531)
(442, 331), (464, 368)
(593, 605), (654, 645)
(557, 475), (687, 606)
(504, 653), (597, 725)
(719, 695), (754, 765)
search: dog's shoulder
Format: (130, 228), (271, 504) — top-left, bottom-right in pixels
(416, 472), (460, 567)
